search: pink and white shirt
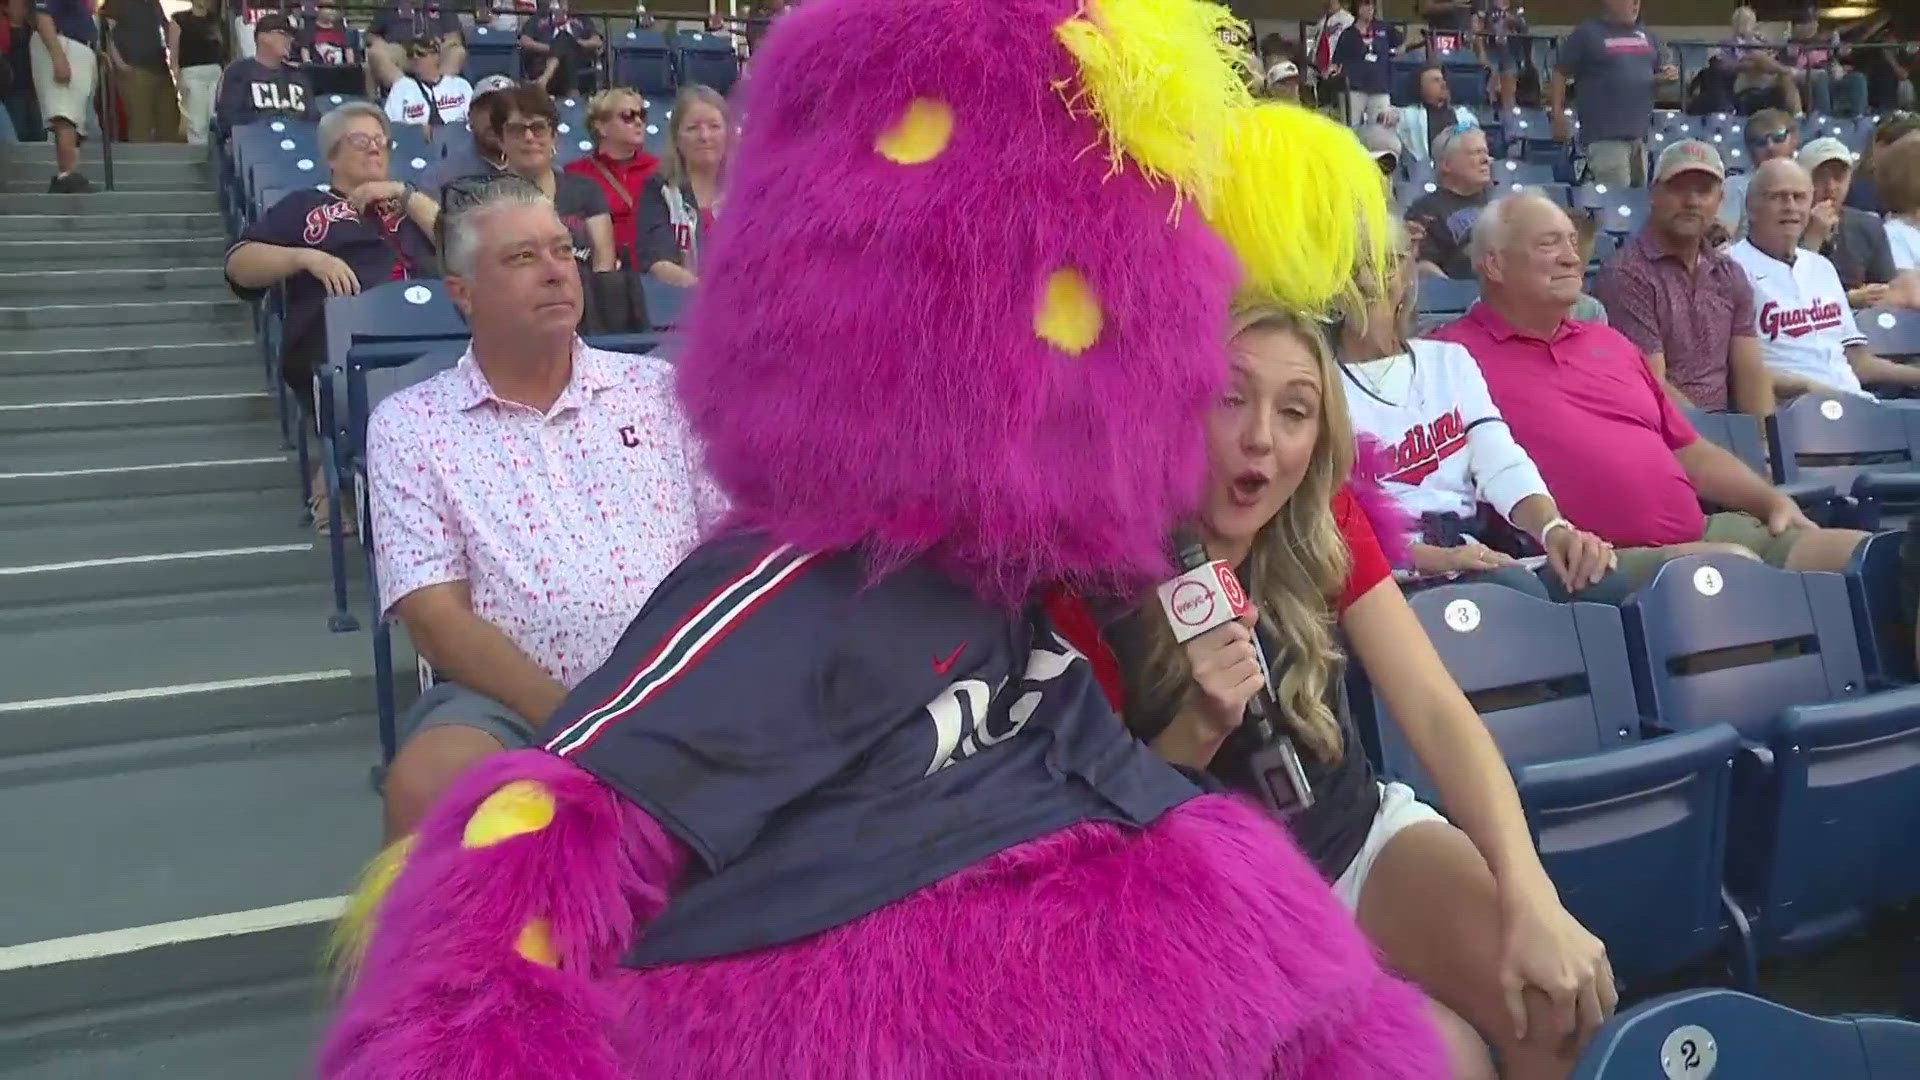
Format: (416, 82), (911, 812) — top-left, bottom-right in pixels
(368, 341), (726, 688)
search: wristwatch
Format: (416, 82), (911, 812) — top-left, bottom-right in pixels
(1536, 516), (1574, 547)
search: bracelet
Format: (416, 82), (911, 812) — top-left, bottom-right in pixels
(1537, 516), (1574, 547)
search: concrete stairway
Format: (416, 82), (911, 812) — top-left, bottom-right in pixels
(0, 142), (381, 1078)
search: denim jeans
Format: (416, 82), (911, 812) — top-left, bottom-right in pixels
(1802, 68), (1869, 117)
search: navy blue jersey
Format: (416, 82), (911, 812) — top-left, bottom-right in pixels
(547, 532), (1200, 966)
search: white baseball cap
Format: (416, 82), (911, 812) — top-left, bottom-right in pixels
(1797, 136), (1857, 173)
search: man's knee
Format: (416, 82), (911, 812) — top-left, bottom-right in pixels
(383, 723), (509, 837)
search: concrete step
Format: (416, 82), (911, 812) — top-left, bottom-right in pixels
(0, 190), (220, 215)
(0, 975), (323, 1080)
(0, 160), (212, 187)
(0, 539), (324, 609)
(0, 422), (290, 507)
(0, 212), (225, 239)
(0, 237), (231, 269)
(0, 267), (229, 302)
(2, 142), (213, 164)
(0, 362), (255, 401)
(6, 322), (261, 355)
(0, 298), (250, 332)
(0, 391), (275, 434)
(0, 582), (387, 754)
(0, 177), (216, 194)
(0, 341), (257, 378)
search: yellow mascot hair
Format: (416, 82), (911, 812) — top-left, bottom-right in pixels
(1207, 102), (1395, 318)
(325, 834), (414, 986)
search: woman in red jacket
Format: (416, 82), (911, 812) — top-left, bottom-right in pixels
(562, 86), (661, 268)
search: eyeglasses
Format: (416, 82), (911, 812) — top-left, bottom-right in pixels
(615, 109), (645, 124)
(503, 118), (555, 139)
(337, 131), (392, 152)
(1756, 129), (1793, 145)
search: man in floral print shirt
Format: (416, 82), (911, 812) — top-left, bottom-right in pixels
(370, 178), (723, 839)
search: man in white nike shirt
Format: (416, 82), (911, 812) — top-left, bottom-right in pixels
(1727, 159), (1919, 402)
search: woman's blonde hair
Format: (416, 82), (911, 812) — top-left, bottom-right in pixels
(661, 84), (731, 186)
(585, 87), (645, 147)
(1127, 306), (1355, 761)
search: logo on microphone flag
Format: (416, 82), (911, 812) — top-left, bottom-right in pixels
(1157, 560), (1253, 643)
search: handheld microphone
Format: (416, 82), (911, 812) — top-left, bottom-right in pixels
(1160, 529), (1314, 814)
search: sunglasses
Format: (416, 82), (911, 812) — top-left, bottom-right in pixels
(615, 109), (645, 124)
(503, 118), (555, 139)
(337, 131), (392, 152)
(1756, 129), (1793, 145)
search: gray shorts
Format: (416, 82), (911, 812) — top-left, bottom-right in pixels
(398, 682), (539, 750)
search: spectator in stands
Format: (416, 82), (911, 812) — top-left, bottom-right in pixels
(1392, 64), (1475, 167)
(1567, 209), (1609, 326)
(29, 0), (100, 191)
(4, 0), (39, 145)
(1718, 108), (1799, 239)
(1309, 0), (1354, 111)
(1102, 308), (1616, 1080)
(224, 101), (439, 529)
(1405, 124), (1491, 281)
(418, 71), (513, 201)
(372, 178), (722, 840)
(1436, 189), (1870, 582)
(1719, 5), (1800, 116)
(1476, 0), (1527, 115)
(1848, 115), (1920, 215)
(384, 38), (471, 131)
(563, 87), (660, 269)
(1263, 59), (1302, 103)
(1343, 221), (1619, 600)
(1550, 0), (1679, 189)
(1331, 0), (1399, 129)
(214, 15), (317, 143)
(367, 1), (465, 92)
(295, 4), (366, 99)
(1785, 6), (1866, 118)
(1880, 136), (1920, 272)
(1595, 140), (1773, 417)
(1730, 159), (1920, 402)
(639, 83), (728, 286)
(102, 0), (179, 143)
(1796, 137), (1899, 307)
(518, 0), (601, 99)
(1358, 122), (1400, 178)
(168, 0), (226, 146)
(468, 83), (615, 273)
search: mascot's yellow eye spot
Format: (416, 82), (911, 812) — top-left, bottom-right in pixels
(515, 918), (557, 967)
(875, 98), (953, 165)
(1034, 269), (1104, 356)
(461, 781), (556, 849)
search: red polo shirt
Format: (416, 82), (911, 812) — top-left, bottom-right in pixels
(1432, 303), (1705, 549)
(563, 148), (660, 264)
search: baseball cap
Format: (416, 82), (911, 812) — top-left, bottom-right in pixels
(254, 13), (295, 35)
(474, 74), (518, 96)
(1652, 139), (1726, 184)
(1357, 124), (1400, 163)
(1797, 136), (1856, 172)
(1266, 60), (1300, 84)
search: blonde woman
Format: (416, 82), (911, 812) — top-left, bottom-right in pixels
(636, 84), (729, 287)
(1088, 309), (1614, 1080)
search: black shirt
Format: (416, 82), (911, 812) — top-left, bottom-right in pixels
(369, 2), (461, 46)
(102, 0), (167, 69)
(549, 167), (610, 266)
(1100, 599), (1379, 884)
(1407, 185), (1491, 281)
(552, 533), (1200, 965)
(170, 9), (225, 68)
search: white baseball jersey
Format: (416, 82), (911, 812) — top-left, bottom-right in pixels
(384, 75), (473, 127)
(1887, 217), (1920, 273)
(1727, 239), (1869, 398)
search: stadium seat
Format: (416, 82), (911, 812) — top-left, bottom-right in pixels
(1680, 406), (1837, 519)
(676, 30), (739, 95)
(1414, 275), (1477, 331)
(642, 277), (690, 330)
(614, 27), (675, 96)
(1390, 583), (1746, 986)
(1493, 158), (1556, 186)
(1768, 393), (1920, 527)
(1858, 307), (1920, 359)
(1588, 187), (1649, 236)
(464, 24), (521, 82)
(1621, 555), (1864, 742)
(1574, 989), (1920, 1079)
(1845, 530), (1914, 689)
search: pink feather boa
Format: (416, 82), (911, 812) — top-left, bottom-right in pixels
(1344, 435), (1415, 570)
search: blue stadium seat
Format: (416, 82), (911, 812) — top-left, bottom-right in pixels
(464, 24), (521, 82)
(1414, 274), (1478, 331)
(1621, 555), (1864, 742)
(613, 27), (674, 96)
(1391, 584), (1746, 986)
(435, 122), (474, 161)
(1845, 530), (1913, 689)
(1858, 307), (1920, 359)
(1769, 393), (1920, 525)
(1492, 158), (1556, 186)
(1680, 406), (1837, 518)
(676, 30), (739, 95)
(1574, 989), (1920, 1079)
(1588, 187), (1649, 236)
(643, 277), (690, 329)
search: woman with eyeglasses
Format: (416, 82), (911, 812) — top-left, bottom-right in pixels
(457, 83), (616, 274)
(223, 101), (440, 533)
(563, 87), (661, 270)
(635, 84), (730, 288)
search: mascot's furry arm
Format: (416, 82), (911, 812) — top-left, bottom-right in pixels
(1346, 434), (1416, 569)
(321, 752), (683, 1079)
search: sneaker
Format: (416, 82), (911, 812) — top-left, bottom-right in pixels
(46, 172), (95, 193)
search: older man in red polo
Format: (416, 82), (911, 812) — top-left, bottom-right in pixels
(1434, 189), (1868, 587)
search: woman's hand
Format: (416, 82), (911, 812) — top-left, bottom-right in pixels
(1498, 882), (1616, 1052)
(1183, 611), (1263, 737)
(1409, 542), (1515, 578)
(346, 180), (408, 214)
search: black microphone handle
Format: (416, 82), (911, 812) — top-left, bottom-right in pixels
(1169, 526), (1211, 574)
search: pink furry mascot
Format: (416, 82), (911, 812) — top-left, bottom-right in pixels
(321, 0), (1442, 1076)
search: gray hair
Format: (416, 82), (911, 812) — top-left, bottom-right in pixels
(318, 101), (390, 161)
(435, 176), (554, 278)
(1467, 187), (1566, 270)
(1430, 122), (1483, 167)
(1747, 157), (1811, 213)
